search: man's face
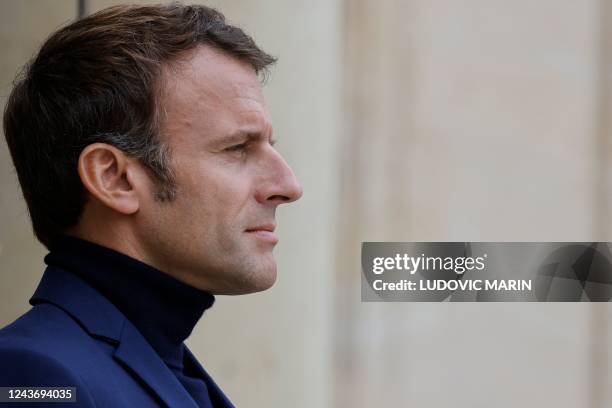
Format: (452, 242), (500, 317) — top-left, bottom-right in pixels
(135, 46), (302, 295)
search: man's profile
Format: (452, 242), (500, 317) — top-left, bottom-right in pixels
(0, 3), (302, 407)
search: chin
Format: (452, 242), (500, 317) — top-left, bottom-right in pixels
(240, 267), (277, 294)
(227, 261), (278, 295)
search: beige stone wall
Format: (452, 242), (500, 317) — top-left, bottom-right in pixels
(337, 0), (612, 407)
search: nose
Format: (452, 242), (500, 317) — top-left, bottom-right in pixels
(255, 148), (303, 205)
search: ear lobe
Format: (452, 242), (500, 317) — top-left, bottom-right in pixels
(77, 143), (140, 215)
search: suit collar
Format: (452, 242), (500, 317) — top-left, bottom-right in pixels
(30, 265), (124, 341)
(30, 265), (200, 407)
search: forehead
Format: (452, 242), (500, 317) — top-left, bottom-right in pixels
(159, 45), (270, 141)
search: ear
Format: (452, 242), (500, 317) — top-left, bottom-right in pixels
(77, 143), (140, 215)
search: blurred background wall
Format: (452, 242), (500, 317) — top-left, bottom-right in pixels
(1, 1), (611, 407)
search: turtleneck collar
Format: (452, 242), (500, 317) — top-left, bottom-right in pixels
(43, 235), (215, 369)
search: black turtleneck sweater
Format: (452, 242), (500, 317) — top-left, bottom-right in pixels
(44, 235), (217, 406)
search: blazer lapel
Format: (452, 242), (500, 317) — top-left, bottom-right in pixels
(113, 319), (199, 408)
(184, 346), (235, 407)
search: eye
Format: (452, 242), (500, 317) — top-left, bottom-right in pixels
(225, 142), (249, 152)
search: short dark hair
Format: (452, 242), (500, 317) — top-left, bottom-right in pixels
(3, 3), (276, 249)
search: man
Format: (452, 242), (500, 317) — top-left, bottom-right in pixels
(0, 3), (302, 407)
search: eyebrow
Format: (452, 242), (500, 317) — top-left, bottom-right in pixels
(216, 130), (275, 146)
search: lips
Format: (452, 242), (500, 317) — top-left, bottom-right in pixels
(245, 224), (276, 233)
(245, 224), (278, 244)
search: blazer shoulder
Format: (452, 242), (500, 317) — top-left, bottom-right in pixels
(0, 346), (97, 407)
(0, 302), (97, 349)
(0, 304), (103, 406)
(2, 300), (121, 362)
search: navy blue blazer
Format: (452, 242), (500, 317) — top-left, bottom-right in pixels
(0, 265), (234, 407)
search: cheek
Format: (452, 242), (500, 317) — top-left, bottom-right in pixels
(178, 163), (252, 231)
